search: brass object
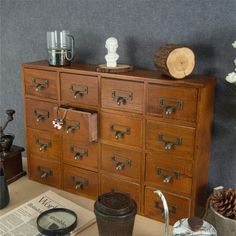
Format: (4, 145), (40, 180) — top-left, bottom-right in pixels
(70, 84), (88, 99)
(65, 121), (80, 134)
(71, 176), (88, 190)
(155, 201), (177, 215)
(110, 124), (131, 140)
(112, 89), (133, 106)
(35, 138), (52, 152)
(158, 133), (182, 150)
(37, 166), (52, 179)
(32, 78), (48, 92)
(70, 145), (88, 160)
(156, 167), (180, 183)
(111, 155), (131, 171)
(159, 98), (183, 115)
(34, 109), (49, 122)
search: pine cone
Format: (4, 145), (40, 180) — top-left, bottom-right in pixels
(211, 188), (236, 219)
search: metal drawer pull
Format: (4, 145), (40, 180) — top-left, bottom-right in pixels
(34, 109), (49, 122)
(32, 78), (49, 92)
(35, 138), (52, 151)
(155, 201), (177, 216)
(110, 124), (131, 140)
(71, 176), (88, 190)
(159, 98), (183, 115)
(37, 166), (52, 179)
(70, 145), (88, 160)
(156, 167), (180, 183)
(66, 122), (80, 134)
(158, 133), (182, 150)
(112, 89), (133, 106)
(111, 155), (131, 171)
(70, 84), (88, 99)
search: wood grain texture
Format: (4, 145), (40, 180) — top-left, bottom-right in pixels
(101, 78), (144, 113)
(22, 61), (215, 222)
(60, 72), (98, 107)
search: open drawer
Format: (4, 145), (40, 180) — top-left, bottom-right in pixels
(54, 107), (97, 142)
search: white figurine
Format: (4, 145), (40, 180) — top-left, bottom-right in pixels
(105, 37), (119, 67)
(225, 41), (236, 85)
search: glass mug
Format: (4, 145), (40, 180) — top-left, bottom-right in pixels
(47, 30), (74, 66)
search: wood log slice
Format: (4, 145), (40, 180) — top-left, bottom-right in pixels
(96, 64), (133, 73)
(154, 44), (195, 79)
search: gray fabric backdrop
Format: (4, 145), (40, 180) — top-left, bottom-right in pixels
(0, 0), (235, 190)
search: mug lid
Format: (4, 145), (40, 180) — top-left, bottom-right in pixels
(94, 192), (136, 216)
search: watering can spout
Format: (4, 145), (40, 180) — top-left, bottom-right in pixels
(154, 190), (169, 236)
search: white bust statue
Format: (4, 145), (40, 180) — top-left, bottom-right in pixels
(105, 37), (119, 67)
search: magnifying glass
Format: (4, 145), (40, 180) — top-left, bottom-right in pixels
(37, 208), (77, 236)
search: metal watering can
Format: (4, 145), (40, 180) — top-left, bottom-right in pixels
(153, 190), (217, 236)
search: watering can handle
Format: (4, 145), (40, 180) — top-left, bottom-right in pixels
(154, 190), (169, 236)
(66, 35), (74, 61)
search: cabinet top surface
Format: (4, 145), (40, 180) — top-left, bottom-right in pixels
(22, 60), (216, 88)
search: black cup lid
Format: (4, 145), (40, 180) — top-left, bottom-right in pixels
(94, 192), (136, 216)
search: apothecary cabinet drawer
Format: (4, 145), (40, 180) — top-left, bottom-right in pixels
(146, 120), (195, 160)
(55, 107), (97, 142)
(145, 153), (192, 195)
(29, 155), (61, 188)
(101, 78), (144, 113)
(144, 187), (191, 225)
(25, 98), (56, 131)
(27, 128), (61, 162)
(60, 73), (98, 107)
(147, 84), (198, 123)
(101, 144), (141, 181)
(24, 68), (58, 100)
(101, 112), (142, 148)
(63, 165), (98, 198)
(62, 137), (98, 170)
(101, 174), (140, 210)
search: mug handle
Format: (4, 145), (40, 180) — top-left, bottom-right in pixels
(65, 35), (74, 61)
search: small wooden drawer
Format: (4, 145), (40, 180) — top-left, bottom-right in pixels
(145, 153), (192, 195)
(144, 187), (191, 224)
(60, 73), (98, 107)
(101, 112), (142, 148)
(55, 107), (97, 142)
(62, 137), (98, 170)
(63, 165), (98, 198)
(27, 128), (61, 162)
(24, 68), (58, 100)
(147, 84), (198, 123)
(146, 120), (195, 160)
(101, 144), (141, 181)
(101, 174), (140, 210)
(101, 78), (144, 113)
(29, 155), (61, 188)
(25, 98), (56, 131)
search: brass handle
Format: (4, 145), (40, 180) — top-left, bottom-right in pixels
(156, 167), (180, 183)
(111, 155), (131, 171)
(158, 133), (182, 150)
(110, 124), (131, 140)
(71, 176), (88, 190)
(70, 145), (88, 160)
(112, 89), (133, 106)
(155, 201), (177, 216)
(32, 78), (48, 92)
(159, 98), (183, 115)
(35, 138), (52, 152)
(66, 123), (80, 134)
(34, 109), (49, 122)
(70, 84), (88, 99)
(37, 166), (52, 179)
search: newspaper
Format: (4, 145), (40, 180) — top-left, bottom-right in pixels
(0, 190), (96, 236)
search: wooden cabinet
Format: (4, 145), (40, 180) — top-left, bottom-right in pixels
(22, 61), (215, 223)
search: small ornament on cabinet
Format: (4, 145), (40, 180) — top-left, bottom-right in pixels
(96, 37), (133, 73)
